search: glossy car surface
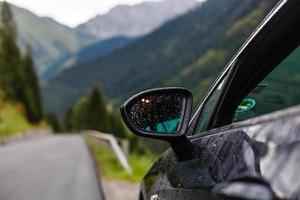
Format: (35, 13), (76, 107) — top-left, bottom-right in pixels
(124, 0), (300, 199)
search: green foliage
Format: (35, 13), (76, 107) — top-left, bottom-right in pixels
(1, 1), (16, 38)
(0, 28), (22, 100)
(87, 138), (154, 182)
(43, 36), (134, 80)
(72, 97), (90, 130)
(20, 48), (43, 123)
(166, 1), (276, 103)
(0, 90), (33, 137)
(0, 2), (43, 124)
(0, 2), (96, 75)
(69, 86), (127, 138)
(168, 49), (227, 103)
(43, 0), (278, 114)
(63, 107), (73, 132)
(46, 113), (63, 133)
(87, 86), (111, 131)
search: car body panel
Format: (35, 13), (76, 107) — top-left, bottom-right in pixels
(138, 0), (300, 199)
(142, 106), (300, 199)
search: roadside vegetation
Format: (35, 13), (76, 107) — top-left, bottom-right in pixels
(87, 138), (155, 182)
(60, 85), (158, 181)
(0, 2), (44, 138)
(0, 91), (32, 137)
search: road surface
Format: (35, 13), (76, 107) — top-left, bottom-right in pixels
(0, 135), (102, 200)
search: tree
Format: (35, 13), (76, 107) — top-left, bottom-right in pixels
(72, 86), (111, 132)
(70, 85), (127, 137)
(72, 97), (90, 130)
(20, 47), (43, 123)
(0, 26), (22, 100)
(0, 1), (22, 100)
(46, 113), (63, 133)
(64, 107), (74, 131)
(86, 86), (111, 132)
(1, 1), (17, 38)
(0, 2), (43, 123)
(107, 112), (127, 138)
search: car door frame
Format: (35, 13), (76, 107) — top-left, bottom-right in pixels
(207, 0), (300, 130)
(190, 0), (300, 136)
(141, 1), (300, 199)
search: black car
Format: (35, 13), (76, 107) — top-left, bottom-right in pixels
(121, 0), (300, 199)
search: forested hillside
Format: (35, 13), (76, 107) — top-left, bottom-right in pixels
(0, 0), (199, 77)
(42, 36), (135, 80)
(43, 0), (278, 114)
(0, 2), (43, 135)
(0, 2), (94, 75)
(0, 2), (129, 138)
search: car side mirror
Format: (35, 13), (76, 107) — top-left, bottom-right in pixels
(120, 87), (194, 161)
(121, 87), (192, 139)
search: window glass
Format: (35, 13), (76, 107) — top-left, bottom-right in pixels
(234, 46), (300, 122)
(193, 76), (227, 134)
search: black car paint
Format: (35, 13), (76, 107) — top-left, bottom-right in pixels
(136, 0), (300, 199)
(142, 106), (300, 199)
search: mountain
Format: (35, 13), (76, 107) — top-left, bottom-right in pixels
(42, 36), (135, 79)
(0, 0), (199, 77)
(42, 0), (199, 79)
(0, 2), (96, 75)
(75, 0), (200, 40)
(43, 0), (278, 114)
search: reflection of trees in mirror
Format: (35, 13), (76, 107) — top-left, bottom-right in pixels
(130, 94), (183, 134)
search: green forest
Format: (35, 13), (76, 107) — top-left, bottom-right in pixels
(43, 0), (278, 115)
(0, 1), (42, 136)
(0, 2), (127, 144)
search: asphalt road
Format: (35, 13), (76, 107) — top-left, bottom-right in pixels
(0, 135), (102, 200)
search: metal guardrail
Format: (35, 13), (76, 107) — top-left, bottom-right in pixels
(86, 131), (132, 174)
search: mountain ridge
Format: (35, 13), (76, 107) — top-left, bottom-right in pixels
(75, 0), (200, 40)
(0, 2), (96, 75)
(0, 0), (199, 77)
(43, 0), (277, 114)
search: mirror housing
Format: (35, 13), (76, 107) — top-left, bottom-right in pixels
(120, 87), (194, 161)
(120, 87), (192, 140)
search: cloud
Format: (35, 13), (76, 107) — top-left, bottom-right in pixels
(5, 0), (164, 27)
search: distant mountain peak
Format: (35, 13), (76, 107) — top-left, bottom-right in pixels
(75, 0), (200, 40)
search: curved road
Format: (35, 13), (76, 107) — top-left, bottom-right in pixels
(0, 135), (102, 200)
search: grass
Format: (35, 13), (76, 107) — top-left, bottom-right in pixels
(86, 138), (155, 182)
(0, 97), (33, 138)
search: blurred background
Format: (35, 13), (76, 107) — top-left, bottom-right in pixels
(0, 0), (278, 199)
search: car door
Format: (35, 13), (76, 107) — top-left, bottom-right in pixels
(143, 1), (300, 199)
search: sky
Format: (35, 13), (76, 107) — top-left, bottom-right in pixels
(5, 0), (164, 27)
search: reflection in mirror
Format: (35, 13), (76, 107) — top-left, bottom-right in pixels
(129, 94), (184, 134)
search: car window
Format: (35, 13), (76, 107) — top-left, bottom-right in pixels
(234, 46), (300, 122)
(193, 75), (227, 134)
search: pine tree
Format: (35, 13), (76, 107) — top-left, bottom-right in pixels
(86, 86), (111, 132)
(1, 1), (17, 38)
(21, 47), (43, 123)
(107, 112), (127, 138)
(64, 107), (74, 131)
(46, 113), (63, 133)
(71, 85), (127, 137)
(0, 2), (43, 123)
(0, 1), (22, 100)
(72, 97), (89, 130)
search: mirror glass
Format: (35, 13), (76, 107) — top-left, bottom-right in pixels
(129, 94), (184, 134)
